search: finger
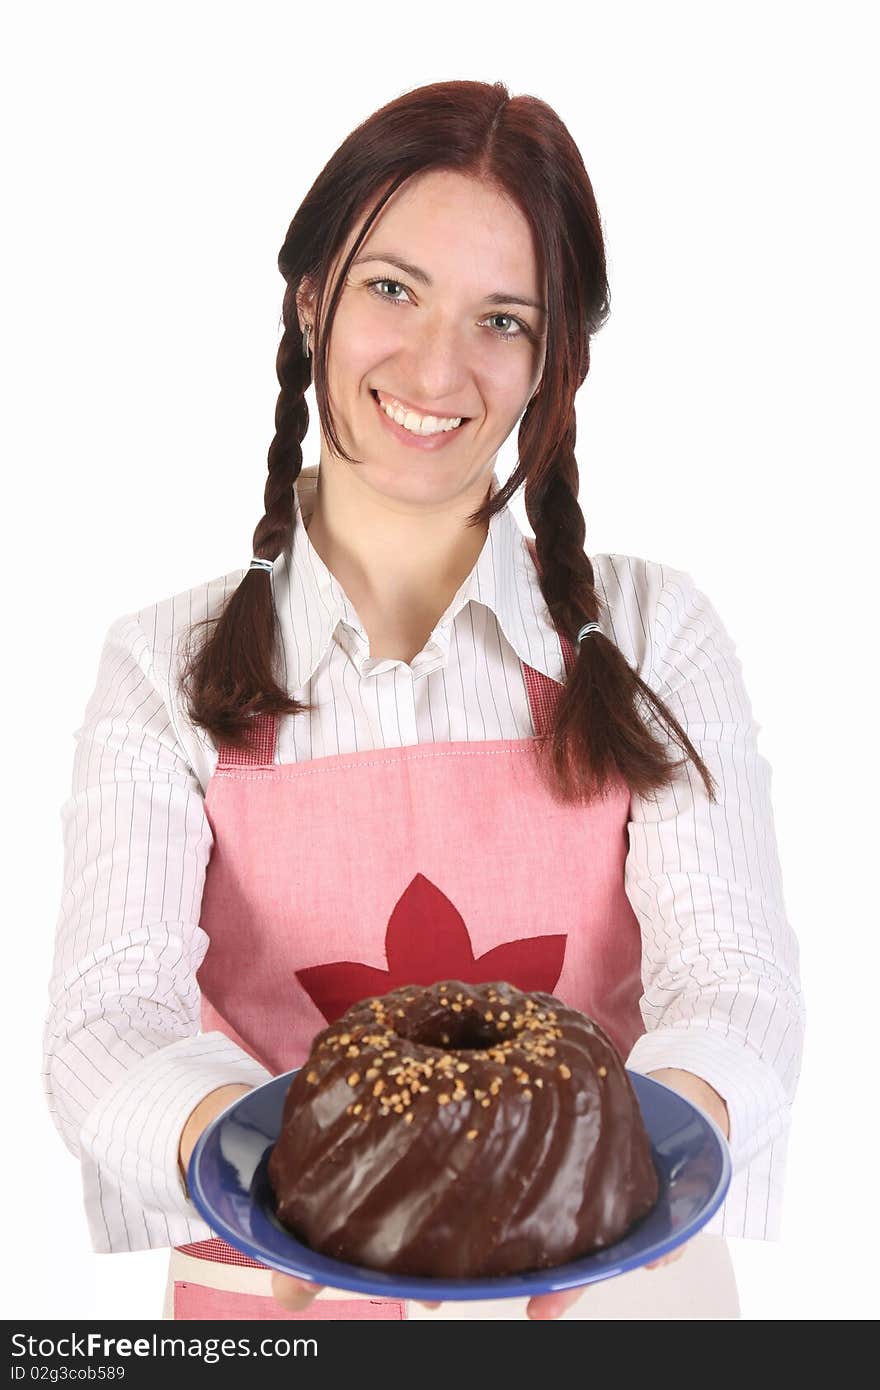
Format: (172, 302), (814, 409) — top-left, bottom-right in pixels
(271, 1273), (324, 1311)
(417, 1300), (443, 1309)
(526, 1286), (585, 1320)
(645, 1246), (686, 1271)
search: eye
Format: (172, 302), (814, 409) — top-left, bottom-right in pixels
(365, 277), (410, 305)
(483, 312), (532, 343)
(364, 276), (535, 343)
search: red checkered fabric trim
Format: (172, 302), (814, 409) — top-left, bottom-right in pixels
(216, 713), (277, 770)
(524, 658), (567, 738)
(175, 1237), (271, 1269)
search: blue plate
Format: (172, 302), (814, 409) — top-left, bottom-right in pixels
(187, 1068), (731, 1300)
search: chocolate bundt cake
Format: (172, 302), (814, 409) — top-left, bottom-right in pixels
(267, 980), (658, 1278)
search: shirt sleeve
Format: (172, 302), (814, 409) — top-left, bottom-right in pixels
(622, 566), (806, 1177)
(42, 611), (273, 1254)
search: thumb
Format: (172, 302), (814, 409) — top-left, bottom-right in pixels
(271, 1272), (324, 1310)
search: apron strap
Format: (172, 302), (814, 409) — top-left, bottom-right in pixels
(216, 712), (278, 771)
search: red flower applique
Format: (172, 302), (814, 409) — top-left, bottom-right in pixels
(295, 872), (567, 1024)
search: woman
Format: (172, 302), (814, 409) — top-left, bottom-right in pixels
(43, 79), (804, 1321)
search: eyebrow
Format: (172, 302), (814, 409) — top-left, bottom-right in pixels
(350, 250), (547, 315)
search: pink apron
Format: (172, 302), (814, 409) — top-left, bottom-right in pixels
(170, 605), (647, 1319)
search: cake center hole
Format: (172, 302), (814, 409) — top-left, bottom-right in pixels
(404, 1015), (501, 1051)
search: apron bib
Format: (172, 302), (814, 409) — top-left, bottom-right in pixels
(167, 614), (737, 1318)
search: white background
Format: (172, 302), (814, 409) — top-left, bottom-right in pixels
(4, 1), (877, 1320)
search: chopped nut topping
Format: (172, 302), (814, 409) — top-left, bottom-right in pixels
(306, 989), (583, 1145)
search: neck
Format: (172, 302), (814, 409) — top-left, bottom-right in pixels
(302, 454), (496, 635)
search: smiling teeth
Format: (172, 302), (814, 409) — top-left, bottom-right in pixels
(376, 392), (462, 435)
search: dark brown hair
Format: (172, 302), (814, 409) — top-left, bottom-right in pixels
(179, 78), (716, 807)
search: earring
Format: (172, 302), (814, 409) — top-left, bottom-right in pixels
(302, 322), (312, 359)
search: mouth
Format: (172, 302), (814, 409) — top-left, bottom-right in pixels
(370, 388), (471, 439)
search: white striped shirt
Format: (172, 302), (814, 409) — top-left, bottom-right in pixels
(43, 464), (804, 1254)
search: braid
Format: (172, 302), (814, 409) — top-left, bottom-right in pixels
(525, 422), (718, 807)
(178, 309), (316, 751)
(252, 324), (310, 564)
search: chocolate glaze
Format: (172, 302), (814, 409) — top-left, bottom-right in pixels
(267, 980), (659, 1278)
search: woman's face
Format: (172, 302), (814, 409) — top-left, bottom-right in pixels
(305, 169), (547, 509)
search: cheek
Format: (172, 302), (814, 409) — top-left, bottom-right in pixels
(481, 356), (539, 415)
(332, 298), (403, 378)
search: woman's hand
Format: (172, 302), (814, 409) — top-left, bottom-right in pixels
(177, 1083), (255, 1196)
(645, 1067), (730, 1139)
(642, 1067), (730, 1271)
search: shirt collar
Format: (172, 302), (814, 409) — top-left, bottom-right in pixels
(273, 464), (566, 689)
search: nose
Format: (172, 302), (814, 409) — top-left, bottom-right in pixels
(402, 314), (471, 410)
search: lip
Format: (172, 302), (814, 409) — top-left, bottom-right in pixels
(371, 389), (469, 451)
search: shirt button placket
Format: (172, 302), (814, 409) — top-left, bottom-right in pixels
(392, 664), (419, 747)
